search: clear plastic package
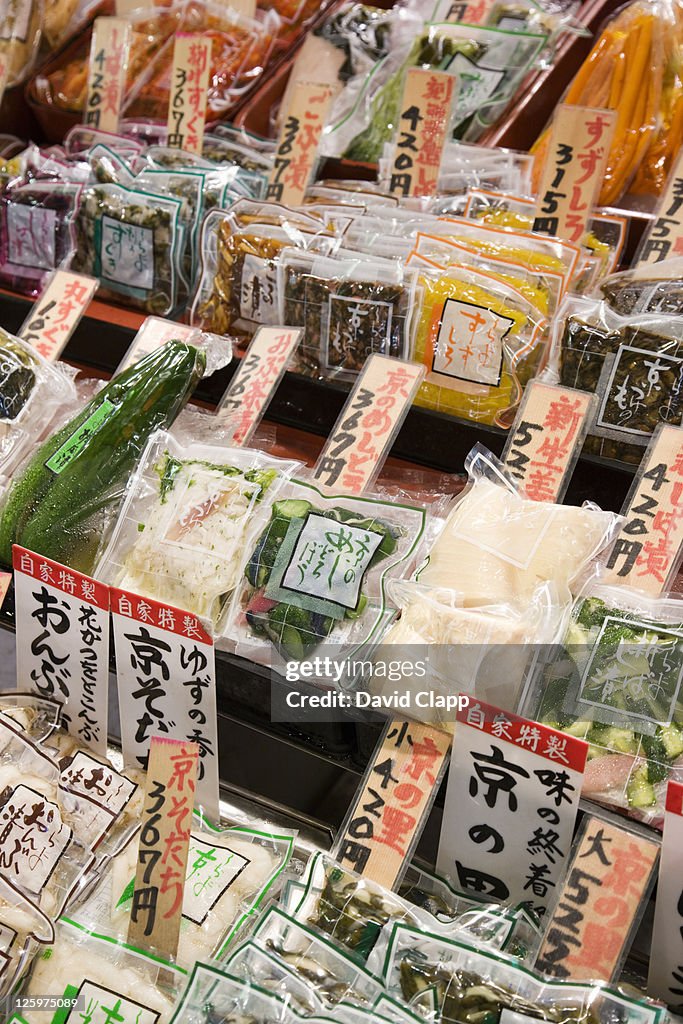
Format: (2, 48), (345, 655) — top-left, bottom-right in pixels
(0, 181), (81, 297)
(97, 431), (301, 630)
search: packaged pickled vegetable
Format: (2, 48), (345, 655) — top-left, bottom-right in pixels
(374, 579), (568, 714)
(169, 962), (307, 1024)
(0, 340), (208, 575)
(15, 918), (184, 1024)
(0, 875), (54, 1000)
(229, 478), (429, 670)
(279, 249), (419, 380)
(415, 446), (620, 603)
(599, 258), (683, 316)
(193, 213), (338, 338)
(97, 432), (300, 629)
(70, 182), (184, 315)
(0, 327), (77, 487)
(531, 0), (664, 206)
(373, 921), (667, 1024)
(0, 693), (62, 744)
(410, 265), (548, 427)
(0, 182), (81, 297)
(551, 296), (683, 463)
(0, 0), (42, 88)
(72, 817), (294, 967)
(521, 584), (683, 830)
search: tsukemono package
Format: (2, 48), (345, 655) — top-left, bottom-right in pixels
(169, 962), (304, 1024)
(0, 182), (81, 296)
(279, 249), (419, 380)
(97, 431), (300, 629)
(415, 447), (620, 604)
(15, 918), (185, 1023)
(70, 182), (184, 315)
(520, 584), (683, 830)
(374, 579), (568, 715)
(0, 0), (42, 87)
(599, 258), (683, 317)
(0, 326), (77, 486)
(73, 816), (295, 967)
(0, 692), (62, 743)
(228, 477), (429, 671)
(193, 213), (339, 338)
(409, 264), (548, 427)
(0, 875), (54, 999)
(372, 921), (667, 1024)
(0, 717), (95, 918)
(550, 296), (683, 464)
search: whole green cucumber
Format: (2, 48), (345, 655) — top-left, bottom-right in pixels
(0, 339), (206, 574)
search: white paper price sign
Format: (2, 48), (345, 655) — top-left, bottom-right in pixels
(502, 382), (596, 503)
(649, 781), (683, 1007)
(313, 356), (425, 493)
(602, 423), (683, 595)
(437, 699), (587, 919)
(85, 16), (131, 133)
(13, 546), (110, 758)
(18, 270), (98, 361)
(115, 316), (198, 375)
(217, 326), (302, 445)
(111, 587), (219, 821)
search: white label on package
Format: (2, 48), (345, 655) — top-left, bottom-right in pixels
(277, 513), (383, 610)
(7, 206), (57, 271)
(239, 254), (278, 325)
(433, 298), (512, 387)
(67, 981), (160, 1024)
(100, 216), (154, 290)
(437, 699), (587, 919)
(0, 784), (72, 893)
(181, 836), (250, 924)
(60, 750), (137, 850)
(326, 295), (394, 369)
(649, 780), (683, 1008)
(13, 546), (110, 757)
(111, 587), (219, 821)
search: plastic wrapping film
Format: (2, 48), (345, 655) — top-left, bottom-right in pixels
(0, 326), (77, 495)
(0, 692), (63, 743)
(226, 475), (432, 673)
(599, 258), (683, 317)
(530, 0), (667, 207)
(0, 340), (213, 574)
(96, 430), (302, 631)
(321, 18), (550, 163)
(12, 917), (186, 1023)
(413, 445), (621, 603)
(370, 920), (668, 1024)
(279, 248), (420, 382)
(548, 295), (683, 464)
(192, 211), (339, 339)
(519, 583), (683, 830)
(0, 0), (43, 88)
(70, 813), (295, 968)
(0, 181), (81, 297)
(408, 264), (549, 427)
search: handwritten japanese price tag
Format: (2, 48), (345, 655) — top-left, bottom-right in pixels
(313, 355), (425, 494)
(649, 781), (683, 1007)
(111, 587), (219, 821)
(332, 719), (451, 888)
(637, 149), (683, 265)
(389, 69), (456, 198)
(115, 317), (198, 375)
(18, 270), (98, 361)
(502, 382), (596, 502)
(437, 700), (587, 920)
(266, 81), (334, 206)
(533, 106), (617, 244)
(166, 34), (211, 155)
(217, 326), (302, 445)
(84, 17), (131, 133)
(13, 546), (110, 758)
(601, 424), (683, 595)
(128, 736), (198, 958)
(536, 813), (659, 981)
